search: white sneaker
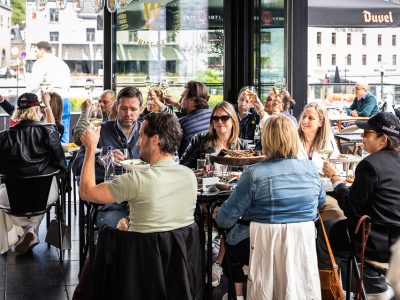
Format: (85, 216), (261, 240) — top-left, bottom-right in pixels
(212, 262), (223, 287)
(367, 287), (394, 300)
(221, 293), (244, 300)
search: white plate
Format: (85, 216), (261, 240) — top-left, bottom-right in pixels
(121, 159), (150, 171)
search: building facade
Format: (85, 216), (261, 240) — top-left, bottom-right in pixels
(0, 0), (11, 68)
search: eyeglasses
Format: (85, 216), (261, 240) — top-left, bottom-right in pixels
(211, 115), (231, 123)
(361, 130), (381, 138)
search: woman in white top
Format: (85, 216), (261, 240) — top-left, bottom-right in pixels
(297, 102), (344, 221)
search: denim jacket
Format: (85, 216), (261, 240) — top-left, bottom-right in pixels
(216, 158), (325, 245)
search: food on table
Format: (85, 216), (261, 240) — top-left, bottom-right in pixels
(346, 174), (355, 183)
(219, 149), (262, 158)
(66, 143), (79, 149)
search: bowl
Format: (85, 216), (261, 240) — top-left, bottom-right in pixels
(121, 159), (150, 171)
(216, 182), (230, 191)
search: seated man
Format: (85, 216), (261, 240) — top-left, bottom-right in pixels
(0, 93), (66, 254)
(72, 87), (142, 228)
(75, 113), (199, 299)
(347, 82), (379, 117)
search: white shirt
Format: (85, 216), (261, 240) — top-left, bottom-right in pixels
(26, 53), (71, 97)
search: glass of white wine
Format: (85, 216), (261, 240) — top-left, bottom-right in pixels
(144, 76), (152, 91)
(84, 79), (95, 100)
(40, 78), (51, 93)
(88, 103), (103, 128)
(274, 78), (286, 94)
(160, 80), (169, 95)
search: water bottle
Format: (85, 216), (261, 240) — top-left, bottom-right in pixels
(254, 125), (261, 144)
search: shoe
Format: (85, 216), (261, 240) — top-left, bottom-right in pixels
(15, 232), (39, 254)
(221, 293), (244, 300)
(212, 262), (223, 287)
(366, 287), (394, 300)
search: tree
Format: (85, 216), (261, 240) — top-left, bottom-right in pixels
(11, 0), (25, 25)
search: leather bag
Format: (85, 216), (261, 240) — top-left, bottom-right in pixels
(319, 217), (345, 300)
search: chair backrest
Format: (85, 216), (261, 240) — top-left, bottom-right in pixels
(3, 170), (60, 215)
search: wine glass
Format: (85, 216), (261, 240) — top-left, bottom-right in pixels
(88, 103), (103, 128)
(40, 77), (51, 93)
(274, 78), (286, 94)
(84, 79), (95, 100)
(160, 80), (169, 95)
(144, 77), (152, 90)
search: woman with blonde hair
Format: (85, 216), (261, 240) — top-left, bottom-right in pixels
(180, 101), (249, 168)
(217, 114), (325, 300)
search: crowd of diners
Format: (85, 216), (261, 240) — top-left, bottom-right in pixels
(0, 79), (399, 300)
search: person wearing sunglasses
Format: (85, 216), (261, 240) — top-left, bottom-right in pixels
(180, 101), (249, 169)
(321, 112), (400, 298)
(347, 82), (379, 117)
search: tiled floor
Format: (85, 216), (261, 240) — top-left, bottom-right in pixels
(0, 205), (80, 300)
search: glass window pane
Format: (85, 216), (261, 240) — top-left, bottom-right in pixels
(115, 0), (224, 106)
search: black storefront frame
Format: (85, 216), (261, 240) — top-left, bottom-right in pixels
(102, 0), (308, 116)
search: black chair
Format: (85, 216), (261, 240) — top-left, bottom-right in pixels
(90, 223), (203, 300)
(0, 170), (65, 261)
(345, 215), (400, 300)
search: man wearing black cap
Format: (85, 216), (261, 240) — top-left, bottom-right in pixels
(0, 93), (66, 255)
(321, 112), (400, 297)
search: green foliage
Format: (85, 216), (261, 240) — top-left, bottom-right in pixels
(11, 0), (25, 25)
(197, 69), (222, 84)
(209, 95), (223, 108)
(70, 97), (86, 112)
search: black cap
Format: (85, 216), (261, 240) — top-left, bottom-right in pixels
(17, 93), (40, 109)
(356, 112), (400, 138)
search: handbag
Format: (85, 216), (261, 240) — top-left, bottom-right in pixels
(45, 219), (71, 250)
(319, 217), (345, 300)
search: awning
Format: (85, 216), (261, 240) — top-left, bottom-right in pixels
(93, 45), (103, 60)
(62, 44), (91, 60)
(117, 45), (156, 61)
(309, 0), (400, 28)
(161, 46), (182, 61)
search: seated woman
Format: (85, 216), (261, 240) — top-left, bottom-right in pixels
(0, 93), (66, 255)
(235, 86), (263, 141)
(297, 102), (343, 220)
(139, 87), (173, 120)
(180, 101), (249, 288)
(216, 114), (325, 300)
(322, 112), (400, 298)
(180, 101), (249, 168)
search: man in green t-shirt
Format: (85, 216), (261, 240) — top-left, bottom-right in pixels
(79, 112), (197, 233)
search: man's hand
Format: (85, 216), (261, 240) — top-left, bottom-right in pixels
(112, 149), (125, 166)
(81, 99), (93, 113)
(322, 160), (336, 178)
(42, 92), (51, 107)
(351, 110), (359, 117)
(80, 126), (100, 152)
(116, 217), (129, 231)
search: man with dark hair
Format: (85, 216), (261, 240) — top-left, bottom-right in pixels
(164, 80), (211, 156)
(26, 41), (72, 143)
(72, 86), (142, 227)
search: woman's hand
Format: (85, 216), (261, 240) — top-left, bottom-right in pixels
(42, 92), (51, 107)
(252, 95), (265, 118)
(116, 217), (129, 231)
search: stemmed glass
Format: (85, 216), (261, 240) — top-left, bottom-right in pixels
(84, 79), (95, 100)
(40, 77), (51, 93)
(144, 77), (152, 91)
(274, 78), (286, 94)
(160, 80), (169, 95)
(88, 101), (103, 128)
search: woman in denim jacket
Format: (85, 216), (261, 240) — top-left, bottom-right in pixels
(216, 114), (325, 299)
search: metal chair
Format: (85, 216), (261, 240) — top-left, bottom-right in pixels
(0, 170), (65, 261)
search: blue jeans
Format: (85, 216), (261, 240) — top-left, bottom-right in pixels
(95, 203), (129, 228)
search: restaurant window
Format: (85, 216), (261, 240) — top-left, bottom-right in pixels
(393, 35), (397, 46)
(115, 0), (225, 105)
(362, 54), (367, 65)
(378, 54), (382, 63)
(50, 8), (59, 23)
(362, 34), (366, 46)
(331, 54), (336, 66)
(347, 54), (351, 66)
(317, 54), (321, 66)
(393, 54), (397, 65)
(378, 34), (382, 46)
(86, 28), (95, 42)
(317, 32), (321, 44)
(261, 31), (271, 44)
(331, 33), (335, 45)
(49, 31), (59, 42)
(347, 33), (351, 45)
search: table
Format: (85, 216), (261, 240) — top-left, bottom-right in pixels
(335, 133), (363, 154)
(197, 191), (232, 300)
(329, 116), (368, 133)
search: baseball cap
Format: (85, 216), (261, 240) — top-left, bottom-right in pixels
(356, 112), (400, 138)
(17, 93), (40, 109)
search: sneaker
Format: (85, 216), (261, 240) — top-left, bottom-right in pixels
(212, 262), (223, 287)
(221, 293), (244, 300)
(15, 232), (39, 255)
(367, 288), (394, 300)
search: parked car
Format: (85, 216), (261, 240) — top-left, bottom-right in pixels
(0, 68), (17, 78)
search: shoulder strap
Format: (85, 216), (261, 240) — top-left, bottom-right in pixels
(319, 214), (339, 271)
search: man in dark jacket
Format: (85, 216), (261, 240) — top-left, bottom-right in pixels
(322, 112), (400, 297)
(0, 93), (66, 254)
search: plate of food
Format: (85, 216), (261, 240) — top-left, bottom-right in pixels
(329, 154), (361, 163)
(210, 149), (265, 166)
(62, 143), (80, 153)
(121, 159), (150, 171)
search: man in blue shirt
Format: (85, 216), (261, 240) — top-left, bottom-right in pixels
(347, 82), (379, 117)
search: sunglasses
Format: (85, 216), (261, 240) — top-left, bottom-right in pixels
(211, 115), (231, 123)
(361, 130), (382, 138)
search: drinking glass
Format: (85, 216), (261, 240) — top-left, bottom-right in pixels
(88, 103), (103, 128)
(274, 78), (286, 94)
(84, 79), (95, 100)
(197, 159), (206, 170)
(144, 77), (152, 90)
(40, 78), (50, 93)
(160, 80), (169, 95)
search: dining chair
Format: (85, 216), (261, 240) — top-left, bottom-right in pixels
(0, 170), (65, 261)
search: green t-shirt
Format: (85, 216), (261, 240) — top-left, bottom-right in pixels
(108, 159), (197, 233)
